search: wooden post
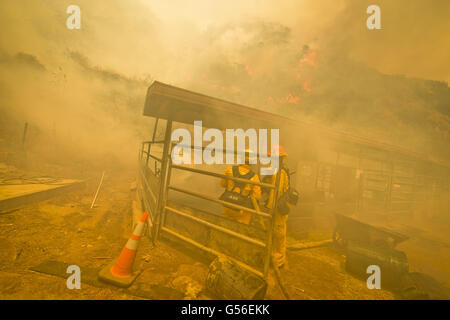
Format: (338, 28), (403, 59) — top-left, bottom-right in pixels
(90, 171), (105, 209)
(22, 122), (28, 148)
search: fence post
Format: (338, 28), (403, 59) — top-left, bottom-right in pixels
(152, 119), (172, 244)
(146, 118), (159, 166)
(263, 157), (284, 278)
(160, 142), (174, 230)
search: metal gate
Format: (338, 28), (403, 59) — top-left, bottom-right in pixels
(138, 120), (282, 279)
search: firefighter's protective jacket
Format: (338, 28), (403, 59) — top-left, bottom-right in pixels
(266, 168), (289, 210)
(220, 164), (261, 200)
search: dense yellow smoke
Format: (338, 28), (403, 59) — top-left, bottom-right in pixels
(0, 0), (448, 165)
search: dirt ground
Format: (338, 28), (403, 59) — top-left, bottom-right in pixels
(0, 166), (400, 300)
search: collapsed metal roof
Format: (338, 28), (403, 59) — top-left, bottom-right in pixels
(143, 81), (449, 169)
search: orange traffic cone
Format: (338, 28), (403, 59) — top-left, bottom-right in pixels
(98, 211), (148, 287)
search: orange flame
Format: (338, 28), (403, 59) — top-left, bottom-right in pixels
(245, 64), (253, 76)
(299, 50), (317, 67)
(286, 93), (300, 104)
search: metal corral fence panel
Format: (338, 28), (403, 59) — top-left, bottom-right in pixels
(138, 135), (281, 279)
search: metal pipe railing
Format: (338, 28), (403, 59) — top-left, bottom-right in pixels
(161, 226), (264, 278)
(165, 205), (266, 248)
(152, 120), (173, 243)
(174, 143), (272, 158)
(139, 131), (283, 279)
(139, 167), (158, 206)
(168, 185), (271, 219)
(171, 164), (275, 189)
(142, 140), (166, 144)
(145, 152), (163, 163)
(263, 156), (283, 277)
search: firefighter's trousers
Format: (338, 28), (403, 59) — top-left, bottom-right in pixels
(222, 207), (252, 225)
(272, 211), (288, 268)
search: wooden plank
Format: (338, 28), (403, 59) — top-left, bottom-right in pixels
(0, 180), (85, 213)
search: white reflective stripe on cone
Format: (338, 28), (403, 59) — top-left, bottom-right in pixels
(125, 238), (139, 250)
(133, 221), (145, 236)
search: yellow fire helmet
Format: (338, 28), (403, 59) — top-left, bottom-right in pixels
(242, 148), (256, 163)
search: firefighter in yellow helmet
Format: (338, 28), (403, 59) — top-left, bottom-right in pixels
(264, 145), (289, 268)
(220, 148), (261, 225)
